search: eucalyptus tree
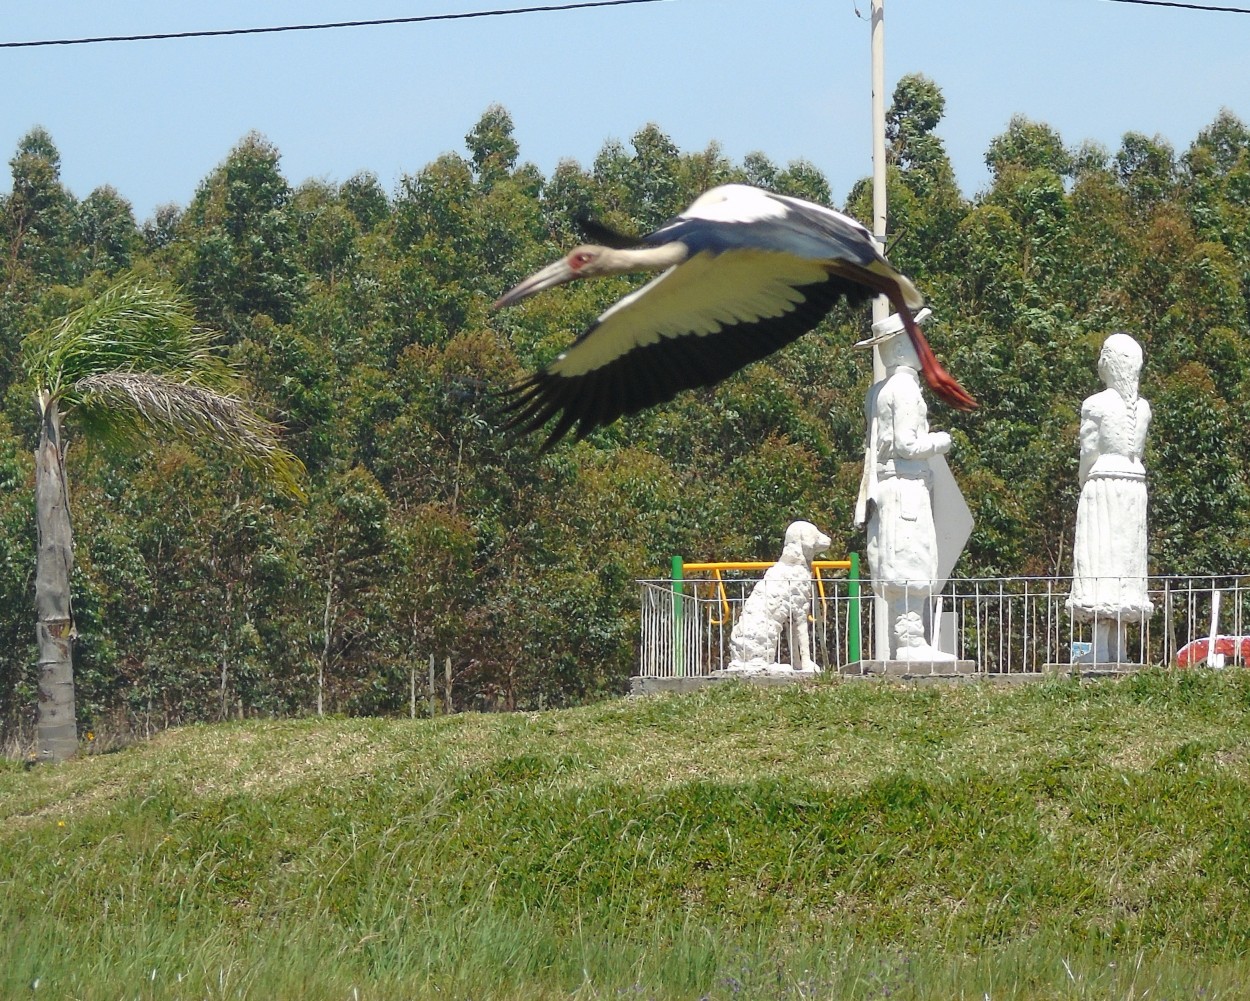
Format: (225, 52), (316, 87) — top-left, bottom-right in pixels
(76, 185), (139, 274)
(178, 131), (304, 334)
(3, 127), (81, 286)
(24, 276), (304, 761)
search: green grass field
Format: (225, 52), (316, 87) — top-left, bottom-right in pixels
(4, 670), (1250, 1000)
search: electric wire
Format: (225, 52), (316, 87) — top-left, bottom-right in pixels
(1104, 0), (1250, 12)
(4, 0), (1245, 50)
(0, 0), (670, 50)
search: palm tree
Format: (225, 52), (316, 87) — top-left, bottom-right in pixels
(24, 276), (304, 762)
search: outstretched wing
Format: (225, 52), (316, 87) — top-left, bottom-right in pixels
(501, 247), (873, 448)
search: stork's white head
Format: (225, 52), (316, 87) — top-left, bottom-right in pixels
(492, 246), (610, 309)
(493, 241), (687, 310)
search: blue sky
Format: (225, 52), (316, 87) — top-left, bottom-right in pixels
(3, 0), (1248, 222)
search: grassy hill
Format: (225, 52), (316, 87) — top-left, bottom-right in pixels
(4, 671), (1250, 1000)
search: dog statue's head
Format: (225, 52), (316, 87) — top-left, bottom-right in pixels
(783, 520), (832, 565)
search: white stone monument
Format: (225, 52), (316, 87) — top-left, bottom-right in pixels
(724, 520), (832, 676)
(1066, 332), (1153, 664)
(854, 310), (972, 664)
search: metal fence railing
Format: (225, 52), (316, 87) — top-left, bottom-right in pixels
(638, 573), (1250, 678)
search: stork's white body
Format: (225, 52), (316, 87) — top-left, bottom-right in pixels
(495, 184), (972, 447)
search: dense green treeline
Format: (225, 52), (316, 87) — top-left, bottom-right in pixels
(2, 80), (1249, 740)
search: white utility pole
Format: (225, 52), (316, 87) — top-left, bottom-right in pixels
(868, 0), (889, 651)
(870, 0), (888, 258)
(870, 0), (890, 347)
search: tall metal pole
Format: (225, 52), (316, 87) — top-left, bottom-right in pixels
(869, 0), (890, 656)
(870, 0), (889, 333)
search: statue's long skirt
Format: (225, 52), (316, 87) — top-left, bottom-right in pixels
(1066, 473), (1153, 622)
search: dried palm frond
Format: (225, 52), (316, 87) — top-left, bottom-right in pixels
(25, 274), (305, 499)
(73, 372), (305, 499)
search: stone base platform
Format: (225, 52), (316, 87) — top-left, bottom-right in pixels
(844, 659), (978, 679)
(1043, 662), (1152, 678)
(629, 662), (1157, 696)
(630, 672), (819, 696)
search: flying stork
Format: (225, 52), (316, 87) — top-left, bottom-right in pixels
(494, 183), (975, 448)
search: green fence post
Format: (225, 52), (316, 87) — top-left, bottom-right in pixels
(848, 552), (862, 664)
(671, 555), (684, 677)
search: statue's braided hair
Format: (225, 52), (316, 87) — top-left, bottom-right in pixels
(1100, 332), (1143, 456)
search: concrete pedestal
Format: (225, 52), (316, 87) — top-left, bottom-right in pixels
(844, 659), (978, 679)
(630, 671), (820, 696)
(1043, 662), (1150, 679)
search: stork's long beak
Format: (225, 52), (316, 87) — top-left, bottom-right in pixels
(492, 258), (578, 310)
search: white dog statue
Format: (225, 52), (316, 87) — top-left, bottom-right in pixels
(726, 520), (832, 675)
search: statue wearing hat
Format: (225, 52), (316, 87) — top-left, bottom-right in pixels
(855, 309), (970, 662)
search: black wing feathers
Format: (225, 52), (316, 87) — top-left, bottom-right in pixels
(575, 216), (639, 250)
(500, 274), (871, 450)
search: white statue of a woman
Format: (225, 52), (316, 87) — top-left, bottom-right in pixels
(1066, 332), (1153, 663)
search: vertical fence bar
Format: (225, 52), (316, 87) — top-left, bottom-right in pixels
(834, 579), (844, 669)
(848, 552), (862, 664)
(1164, 579), (1172, 666)
(671, 556), (684, 678)
(1047, 579), (1054, 666)
(1023, 580), (1031, 672)
(998, 580), (1006, 672)
(975, 580), (983, 668)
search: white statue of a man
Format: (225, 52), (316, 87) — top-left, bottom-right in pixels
(1067, 332), (1153, 663)
(855, 311), (955, 662)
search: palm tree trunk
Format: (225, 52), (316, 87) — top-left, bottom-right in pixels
(34, 392), (77, 762)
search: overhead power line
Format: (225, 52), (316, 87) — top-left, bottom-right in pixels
(0, 0), (669, 49)
(1104, 0), (1250, 12)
